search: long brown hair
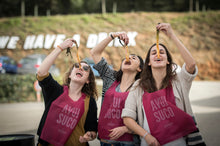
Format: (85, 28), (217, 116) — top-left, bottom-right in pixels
(63, 61), (98, 100)
(139, 43), (177, 93)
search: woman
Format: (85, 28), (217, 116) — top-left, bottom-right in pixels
(122, 23), (205, 146)
(90, 32), (144, 146)
(36, 38), (98, 146)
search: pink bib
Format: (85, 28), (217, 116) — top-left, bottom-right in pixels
(142, 85), (196, 145)
(98, 81), (133, 141)
(40, 86), (85, 146)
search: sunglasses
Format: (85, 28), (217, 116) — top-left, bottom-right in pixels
(74, 63), (90, 72)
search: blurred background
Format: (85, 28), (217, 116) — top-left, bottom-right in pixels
(0, 0), (219, 145)
(0, 0), (219, 102)
(1, 0), (220, 17)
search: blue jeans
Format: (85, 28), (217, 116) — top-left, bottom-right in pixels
(100, 141), (135, 146)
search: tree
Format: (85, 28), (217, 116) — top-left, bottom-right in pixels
(34, 0), (38, 16)
(102, 0), (106, 14)
(21, 0), (25, 17)
(189, 0), (193, 11)
(196, 0), (199, 11)
(83, 0), (100, 13)
(112, 0), (117, 14)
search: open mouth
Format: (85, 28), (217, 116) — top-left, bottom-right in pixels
(76, 72), (83, 77)
(124, 60), (131, 65)
(156, 58), (161, 62)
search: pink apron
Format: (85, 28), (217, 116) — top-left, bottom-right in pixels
(142, 85), (197, 145)
(40, 86), (85, 146)
(98, 81), (133, 141)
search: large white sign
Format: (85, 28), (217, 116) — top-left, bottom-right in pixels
(0, 32), (137, 50)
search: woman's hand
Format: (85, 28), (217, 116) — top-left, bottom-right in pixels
(112, 32), (129, 45)
(157, 23), (196, 73)
(59, 38), (77, 50)
(156, 23), (175, 39)
(145, 134), (161, 146)
(79, 131), (97, 143)
(108, 126), (128, 140)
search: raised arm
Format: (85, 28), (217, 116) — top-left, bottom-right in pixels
(37, 38), (76, 77)
(90, 32), (129, 64)
(157, 23), (196, 74)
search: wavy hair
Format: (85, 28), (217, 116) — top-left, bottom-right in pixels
(139, 43), (177, 93)
(63, 61), (98, 100)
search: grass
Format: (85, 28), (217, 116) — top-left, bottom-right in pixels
(0, 11), (219, 80)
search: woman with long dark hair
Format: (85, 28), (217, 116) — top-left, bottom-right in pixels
(122, 23), (205, 146)
(36, 38), (98, 146)
(90, 32), (144, 146)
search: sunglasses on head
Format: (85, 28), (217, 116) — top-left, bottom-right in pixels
(74, 63), (90, 72)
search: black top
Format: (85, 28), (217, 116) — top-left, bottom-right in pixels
(37, 74), (97, 145)
(93, 57), (116, 104)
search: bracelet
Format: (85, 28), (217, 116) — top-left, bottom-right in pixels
(143, 132), (148, 138)
(57, 45), (63, 51)
(110, 34), (114, 40)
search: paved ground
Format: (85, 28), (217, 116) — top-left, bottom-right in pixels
(0, 81), (220, 146)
